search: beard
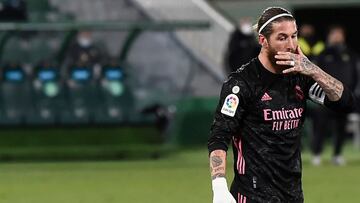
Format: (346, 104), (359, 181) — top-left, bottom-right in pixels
(267, 44), (295, 72)
(267, 44), (278, 67)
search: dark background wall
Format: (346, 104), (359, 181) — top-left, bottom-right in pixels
(294, 6), (360, 53)
(210, 0), (360, 54)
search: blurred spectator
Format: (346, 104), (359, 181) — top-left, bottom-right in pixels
(141, 103), (176, 140)
(224, 17), (260, 75)
(65, 31), (108, 69)
(0, 0), (27, 22)
(298, 23), (325, 59)
(310, 25), (359, 166)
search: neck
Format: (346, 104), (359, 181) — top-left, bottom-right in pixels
(258, 49), (283, 74)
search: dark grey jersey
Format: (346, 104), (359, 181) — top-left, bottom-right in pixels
(208, 58), (357, 202)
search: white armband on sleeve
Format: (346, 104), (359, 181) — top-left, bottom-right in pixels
(309, 82), (325, 105)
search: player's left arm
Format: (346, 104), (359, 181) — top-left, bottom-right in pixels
(275, 46), (358, 112)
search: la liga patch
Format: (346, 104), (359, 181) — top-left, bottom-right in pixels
(221, 94), (239, 117)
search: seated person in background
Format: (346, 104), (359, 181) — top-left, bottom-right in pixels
(64, 31), (108, 69)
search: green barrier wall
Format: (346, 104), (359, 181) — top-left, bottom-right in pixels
(0, 126), (166, 161)
(170, 97), (218, 146)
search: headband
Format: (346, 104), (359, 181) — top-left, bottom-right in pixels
(258, 13), (293, 34)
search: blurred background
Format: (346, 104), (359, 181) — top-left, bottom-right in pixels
(0, 0), (359, 202)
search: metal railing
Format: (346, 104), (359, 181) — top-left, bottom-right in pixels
(0, 20), (210, 63)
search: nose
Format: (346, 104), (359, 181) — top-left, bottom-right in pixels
(286, 38), (296, 52)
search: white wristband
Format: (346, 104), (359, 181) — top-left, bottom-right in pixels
(212, 177), (236, 203)
(212, 177), (228, 191)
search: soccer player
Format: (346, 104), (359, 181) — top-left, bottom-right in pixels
(208, 7), (358, 203)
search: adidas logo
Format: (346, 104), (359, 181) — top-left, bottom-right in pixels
(261, 92), (272, 101)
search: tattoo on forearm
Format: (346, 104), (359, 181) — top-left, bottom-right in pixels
(211, 173), (225, 180)
(320, 72), (343, 101)
(211, 156), (223, 167)
(213, 167), (225, 173)
(209, 150), (227, 180)
(288, 53), (343, 101)
(313, 65), (344, 101)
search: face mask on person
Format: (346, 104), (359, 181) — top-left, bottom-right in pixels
(78, 37), (92, 48)
(240, 23), (253, 35)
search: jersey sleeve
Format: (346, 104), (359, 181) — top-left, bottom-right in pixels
(207, 75), (249, 154)
(305, 77), (358, 113)
(324, 84), (358, 113)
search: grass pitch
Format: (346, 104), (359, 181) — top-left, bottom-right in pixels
(0, 144), (359, 203)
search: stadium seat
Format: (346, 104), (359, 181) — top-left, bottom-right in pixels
(25, 63), (65, 125)
(0, 63), (32, 125)
(60, 64), (100, 124)
(94, 63), (135, 124)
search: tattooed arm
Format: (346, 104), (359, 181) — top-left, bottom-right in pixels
(305, 63), (343, 101)
(276, 46), (343, 101)
(210, 149), (227, 180)
(207, 75), (247, 203)
(210, 149), (236, 203)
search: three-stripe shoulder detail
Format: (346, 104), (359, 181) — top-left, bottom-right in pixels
(309, 82), (325, 105)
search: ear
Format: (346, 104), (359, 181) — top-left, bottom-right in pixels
(258, 34), (268, 48)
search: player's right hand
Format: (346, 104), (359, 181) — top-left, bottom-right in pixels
(212, 177), (236, 203)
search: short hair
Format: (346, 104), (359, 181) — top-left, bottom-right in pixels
(256, 7), (295, 38)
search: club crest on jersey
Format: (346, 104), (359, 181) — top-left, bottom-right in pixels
(295, 85), (304, 101)
(221, 94), (239, 117)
